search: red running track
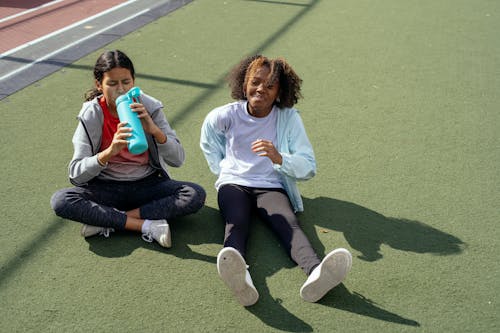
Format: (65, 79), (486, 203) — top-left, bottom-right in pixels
(0, 0), (126, 54)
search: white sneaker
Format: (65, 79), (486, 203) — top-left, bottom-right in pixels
(80, 224), (114, 238)
(217, 247), (259, 306)
(141, 220), (171, 248)
(300, 248), (352, 302)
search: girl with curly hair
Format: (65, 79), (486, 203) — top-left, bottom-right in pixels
(200, 55), (352, 306)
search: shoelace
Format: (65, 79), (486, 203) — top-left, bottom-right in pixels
(142, 232), (153, 243)
(100, 228), (114, 238)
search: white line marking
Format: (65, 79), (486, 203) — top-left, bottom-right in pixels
(0, 0), (65, 24)
(0, 8), (150, 82)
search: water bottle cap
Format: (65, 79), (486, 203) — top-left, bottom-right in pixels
(115, 87), (141, 105)
(128, 87), (142, 98)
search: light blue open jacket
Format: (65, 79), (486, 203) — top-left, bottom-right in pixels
(200, 101), (316, 212)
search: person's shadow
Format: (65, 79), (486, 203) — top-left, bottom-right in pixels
(85, 205), (222, 263)
(300, 196), (466, 262)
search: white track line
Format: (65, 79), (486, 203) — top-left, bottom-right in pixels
(0, 8), (150, 82)
(1, 0), (139, 57)
(0, 0), (65, 24)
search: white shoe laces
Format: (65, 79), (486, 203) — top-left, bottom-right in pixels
(142, 233), (153, 243)
(100, 228), (114, 238)
(140, 221), (169, 247)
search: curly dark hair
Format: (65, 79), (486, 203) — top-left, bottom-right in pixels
(226, 55), (303, 108)
(84, 50), (135, 101)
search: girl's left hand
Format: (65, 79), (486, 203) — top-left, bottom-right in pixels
(130, 102), (156, 134)
(251, 139), (283, 165)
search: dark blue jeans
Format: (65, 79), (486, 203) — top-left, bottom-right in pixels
(51, 172), (206, 230)
(217, 184), (320, 275)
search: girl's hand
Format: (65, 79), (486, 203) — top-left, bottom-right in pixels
(109, 122), (132, 155)
(130, 102), (167, 144)
(130, 102), (156, 134)
(251, 139), (283, 165)
(97, 122), (131, 165)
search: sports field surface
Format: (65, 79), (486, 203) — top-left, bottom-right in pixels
(0, 0), (498, 332)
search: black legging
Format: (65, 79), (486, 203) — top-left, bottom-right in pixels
(217, 184), (321, 275)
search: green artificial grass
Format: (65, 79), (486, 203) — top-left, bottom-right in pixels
(1, 0), (499, 332)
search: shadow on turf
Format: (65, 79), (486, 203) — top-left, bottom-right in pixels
(246, 283), (420, 330)
(85, 205), (223, 263)
(0, 217), (64, 287)
(301, 196), (465, 262)
(320, 284), (420, 326)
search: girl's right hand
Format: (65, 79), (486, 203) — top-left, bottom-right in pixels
(97, 122), (131, 165)
(109, 122), (132, 155)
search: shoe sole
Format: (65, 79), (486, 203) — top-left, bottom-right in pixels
(217, 248), (259, 306)
(300, 248), (352, 302)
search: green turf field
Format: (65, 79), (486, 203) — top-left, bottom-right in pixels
(1, 0), (499, 332)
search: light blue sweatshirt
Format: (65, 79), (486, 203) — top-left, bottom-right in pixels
(200, 101), (316, 212)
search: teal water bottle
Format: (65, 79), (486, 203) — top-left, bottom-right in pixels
(116, 87), (148, 154)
